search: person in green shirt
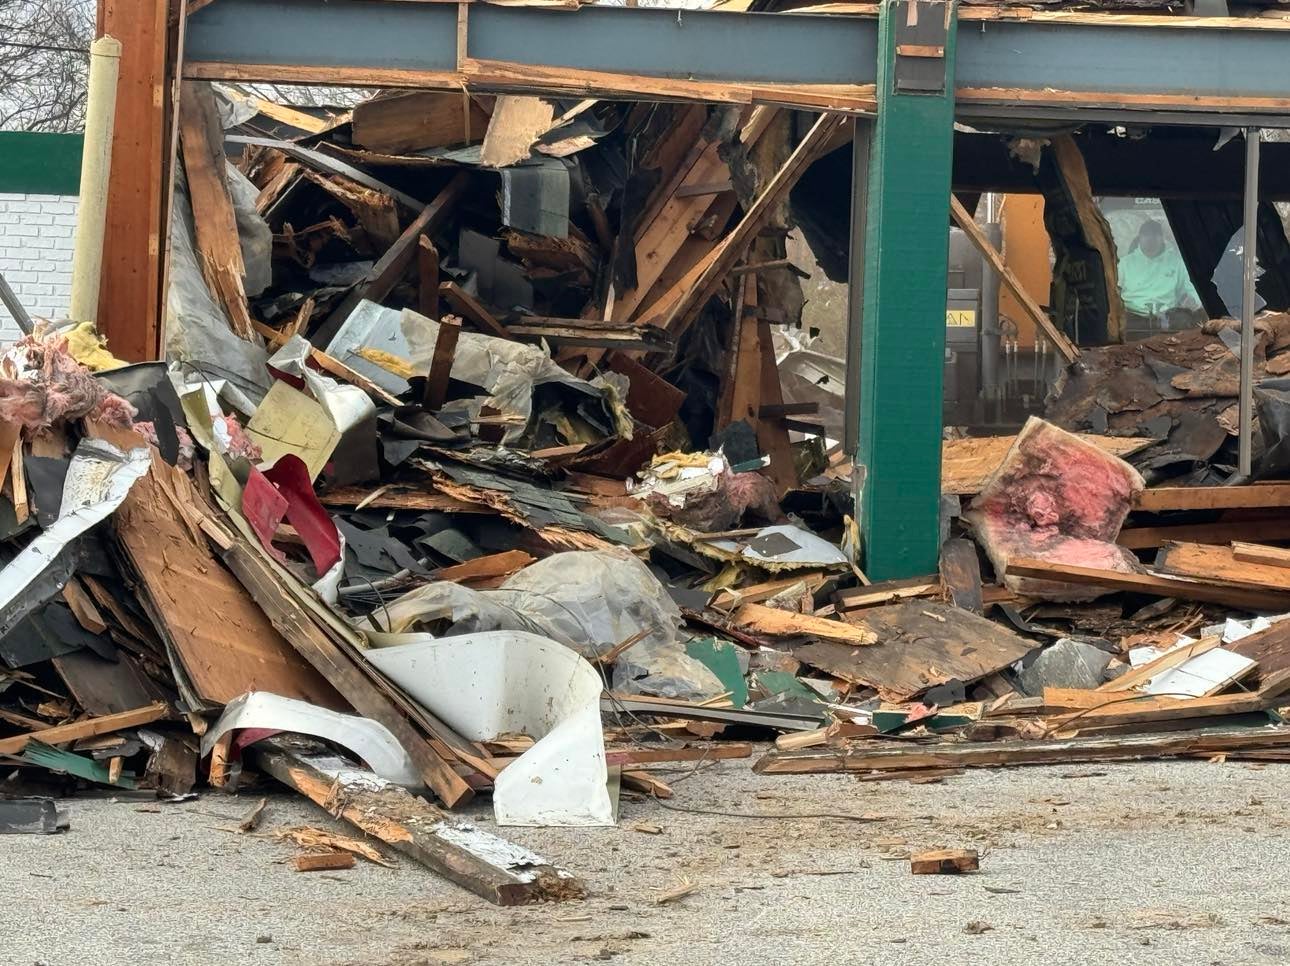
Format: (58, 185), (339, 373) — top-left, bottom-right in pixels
(1118, 219), (1200, 320)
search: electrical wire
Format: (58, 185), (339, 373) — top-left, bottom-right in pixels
(0, 40), (89, 55)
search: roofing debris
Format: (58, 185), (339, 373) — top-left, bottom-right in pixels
(12, 78), (1290, 909)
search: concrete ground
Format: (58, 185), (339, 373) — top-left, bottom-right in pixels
(4, 753), (1290, 966)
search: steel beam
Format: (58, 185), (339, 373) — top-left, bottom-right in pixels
(1238, 130), (1260, 478)
(186, 1), (1290, 124)
(854, 0), (957, 581)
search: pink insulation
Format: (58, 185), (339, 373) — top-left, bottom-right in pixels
(646, 469), (784, 532)
(0, 334), (136, 431)
(963, 417), (1145, 602)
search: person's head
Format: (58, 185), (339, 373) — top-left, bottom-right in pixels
(1137, 219), (1166, 258)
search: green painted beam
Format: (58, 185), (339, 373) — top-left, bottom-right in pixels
(856, 0), (957, 581)
(0, 132), (83, 196)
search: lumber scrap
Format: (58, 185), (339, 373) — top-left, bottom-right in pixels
(321, 171), (472, 339)
(951, 195), (1078, 362)
(294, 851), (356, 872)
(1119, 517), (1290, 550)
(1136, 484), (1290, 513)
(754, 726), (1290, 775)
(1050, 668), (1290, 730)
(730, 601), (877, 645)
(438, 282), (513, 340)
(253, 738), (584, 905)
(911, 849), (979, 875)
(0, 702), (170, 758)
(1005, 557), (1290, 611)
(422, 314), (461, 411)
(178, 80), (255, 339)
(1098, 636), (1222, 692)
(1232, 542), (1290, 569)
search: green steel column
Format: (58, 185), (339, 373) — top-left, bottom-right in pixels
(855, 0), (958, 580)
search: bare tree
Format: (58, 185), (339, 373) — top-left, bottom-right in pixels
(0, 0), (93, 132)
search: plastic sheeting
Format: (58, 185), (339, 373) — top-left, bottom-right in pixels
(164, 179), (272, 401)
(364, 550), (723, 701)
(365, 630), (613, 826)
(228, 163), (272, 299)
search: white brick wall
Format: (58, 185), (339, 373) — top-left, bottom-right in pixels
(0, 192), (79, 343)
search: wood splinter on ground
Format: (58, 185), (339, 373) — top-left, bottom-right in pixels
(910, 849), (980, 875)
(294, 851), (357, 872)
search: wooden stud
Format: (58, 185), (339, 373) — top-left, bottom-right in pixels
(423, 313), (461, 412)
(417, 236), (440, 320)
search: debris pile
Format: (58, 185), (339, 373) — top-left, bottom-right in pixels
(8, 79), (1290, 908)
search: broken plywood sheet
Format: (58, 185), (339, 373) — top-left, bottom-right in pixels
(113, 451), (341, 709)
(942, 433), (1149, 496)
(793, 601), (1036, 701)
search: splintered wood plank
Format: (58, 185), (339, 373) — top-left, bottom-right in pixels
(939, 538), (983, 614)
(1136, 484), (1290, 513)
(950, 195), (1079, 362)
(942, 434), (1147, 495)
(254, 741), (584, 905)
(0, 702), (170, 758)
(178, 80), (255, 339)
(1051, 135), (1125, 342)
(731, 602), (877, 646)
(754, 726), (1290, 775)
(1097, 636), (1222, 693)
(1005, 558), (1290, 611)
(113, 451), (342, 709)
(658, 113), (846, 337)
(794, 601), (1034, 701)
(1157, 541), (1290, 592)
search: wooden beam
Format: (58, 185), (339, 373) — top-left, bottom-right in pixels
(253, 739), (584, 905)
(438, 282), (512, 340)
(1005, 557), (1290, 611)
(178, 80), (255, 339)
(1119, 517), (1290, 550)
(320, 171), (471, 340)
(97, 0), (169, 361)
(418, 235), (440, 320)
(950, 194), (1079, 362)
(0, 703), (170, 758)
(754, 726), (1290, 775)
(1135, 484), (1290, 513)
